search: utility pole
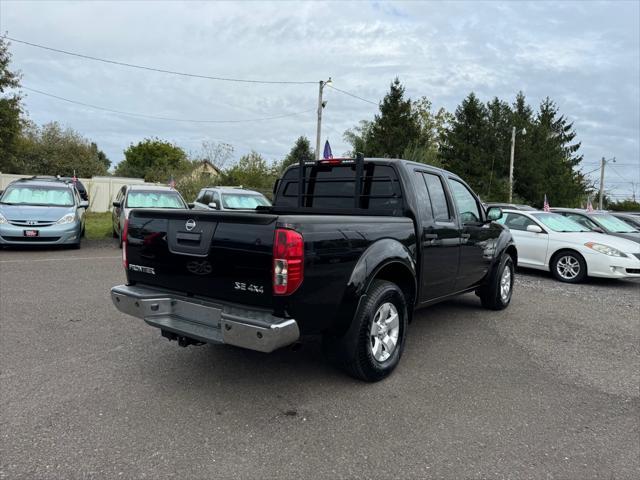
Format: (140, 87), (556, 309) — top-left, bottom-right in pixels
(508, 127), (516, 203)
(315, 77), (332, 161)
(598, 156), (606, 210)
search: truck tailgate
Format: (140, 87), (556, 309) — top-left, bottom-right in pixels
(125, 209), (277, 308)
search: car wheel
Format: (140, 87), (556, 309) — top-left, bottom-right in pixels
(112, 225), (118, 238)
(551, 250), (587, 283)
(323, 280), (408, 382)
(479, 253), (514, 310)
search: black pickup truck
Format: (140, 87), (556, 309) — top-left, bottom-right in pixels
(111, 156), (516, 381)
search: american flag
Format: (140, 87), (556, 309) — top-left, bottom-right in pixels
(543, 194), (550, 212)
(168, 176), (176, 189)
(323, 140), (333, 159)
(586, 198), (594, 212)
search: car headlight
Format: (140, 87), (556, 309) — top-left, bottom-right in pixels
(0, 212), (7, 225)
(56, 213), (77, 225)
(584, 242), (627, 257)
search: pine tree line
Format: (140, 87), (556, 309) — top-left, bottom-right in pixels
(342, 78), (591, 208)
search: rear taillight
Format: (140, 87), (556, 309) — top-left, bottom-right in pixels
(273, 228), (304, 295)
(122, 219), (129, 270)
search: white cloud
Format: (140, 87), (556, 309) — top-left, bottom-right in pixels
(2, 0), (638, 196)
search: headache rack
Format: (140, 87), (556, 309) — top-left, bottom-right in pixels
(296, 153), (366, 209)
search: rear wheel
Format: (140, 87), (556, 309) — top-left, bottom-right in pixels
(551, 250), (587, 283)
(478, 253), (514, 310)
(323, 280), (408, 382)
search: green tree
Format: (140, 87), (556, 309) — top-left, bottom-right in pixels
(484, 97), (513, 200)
(223, 151), (277, 191)
(280, 136), (314, 171)
(403, 97), (452, 167)
(343, 120), (373, 156)
(518, 96), (587, 207)
(0, 37), (24, 172)
(13, 122), (110, 177)
(115, 138), (189, 182)
(440, 92), (492, 195)
(365, 78), (421, 157)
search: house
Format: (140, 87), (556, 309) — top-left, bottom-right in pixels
(183, 160), (221, 180)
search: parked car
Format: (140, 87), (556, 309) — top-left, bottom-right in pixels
(485, 202), (537, 211)
(551, 208), (640, 243)
(29, 175), (89, 202)
(0, 177), (88, 248)
(191, 186), (271, 211)
(60, 177), (89, 202)
(111, 185), (188, 247)
(111, 156), (516, 382)
(610, 212), (640, 230)
(497, 209), (640, 283)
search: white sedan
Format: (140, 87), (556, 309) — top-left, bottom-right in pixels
(497, 209), (640, 283)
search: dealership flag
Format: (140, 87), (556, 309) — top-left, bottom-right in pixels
(323, 140), (333, 159)
(543, 194), (550, 212)
(168, 176), (176, 189)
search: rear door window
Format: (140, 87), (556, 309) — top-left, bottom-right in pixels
(423, 173), (451, 221)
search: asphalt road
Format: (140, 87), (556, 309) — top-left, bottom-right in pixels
(1, 241), (638, 479)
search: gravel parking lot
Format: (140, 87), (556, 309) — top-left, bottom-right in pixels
(1, 241), (638, 479)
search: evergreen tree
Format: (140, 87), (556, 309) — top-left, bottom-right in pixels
(523, 97), (587, 207)
(440, 92), (492, 196)
(484, 97), (513, 200)
(364, 78), (421, 157)
(280, 136), (314, 171)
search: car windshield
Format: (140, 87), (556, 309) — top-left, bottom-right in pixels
(532, 213), (590, 232)
(591, 214), (638, 233)
(126, 191), (185, 208)
(221, 193), (270, 210)
(0, 185), (75, 207)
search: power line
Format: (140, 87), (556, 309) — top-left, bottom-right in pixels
(326, 84), (378, 105)
(22, 86), (315, 123)
(6, 36), (316, 85)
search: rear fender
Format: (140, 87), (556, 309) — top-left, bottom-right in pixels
(330, 239), (416, 335)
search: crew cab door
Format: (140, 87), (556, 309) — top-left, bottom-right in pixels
(446, 178), (493, 291)
(412, 170), (460, 301)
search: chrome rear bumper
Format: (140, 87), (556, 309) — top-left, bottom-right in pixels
(110, 284), (299, 353)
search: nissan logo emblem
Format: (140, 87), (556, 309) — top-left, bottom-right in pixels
(185, 219), (197, 231)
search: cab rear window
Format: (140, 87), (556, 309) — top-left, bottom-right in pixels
(275, 164), (402, 213)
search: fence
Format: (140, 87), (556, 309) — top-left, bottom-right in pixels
(0, 173), (155, 212)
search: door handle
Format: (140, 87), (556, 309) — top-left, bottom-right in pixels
(423, 233), (438, 240)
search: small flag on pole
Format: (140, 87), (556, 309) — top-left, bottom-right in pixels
(323, 139), (333, 159)
(168, 176), (176, 189)
(586, 198), (594, 212)
(72, 170), (77, 185)
(543, 194), (550, 212)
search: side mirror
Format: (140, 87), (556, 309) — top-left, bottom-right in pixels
(526, 224), (544, 234)
(112, 201), (121, 208)
(79, 201), (89, 209)
(187, 203), (194, 209)
(486, 207), (503, 221)
(208, 201), (220, 210)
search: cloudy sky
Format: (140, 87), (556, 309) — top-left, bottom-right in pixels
(1, 0), (639, 199)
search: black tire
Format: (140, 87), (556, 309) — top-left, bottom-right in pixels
(550, 249), (587, 283)
(112, 225), (118, 238)
(118, 231), (123, 249)
(323, 280), (408, 382)
(478, 254), (514, 310)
